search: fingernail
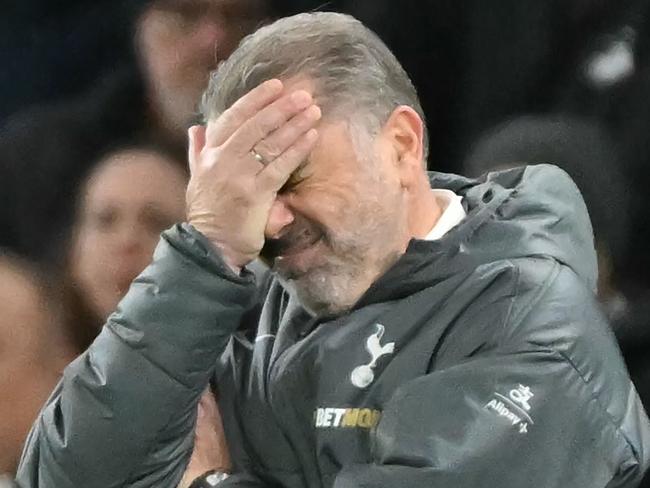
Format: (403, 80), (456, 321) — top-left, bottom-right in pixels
(308, 105), (322, 120)
(306, 128), (318, 141)
(265, 79), (283, 92)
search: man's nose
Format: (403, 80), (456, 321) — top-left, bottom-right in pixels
(265, 197), (295, 239)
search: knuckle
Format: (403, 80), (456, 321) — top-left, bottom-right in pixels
(244, 120), (267, 144)
(226, 97), (247, 118)
(219, 120), (238, 139)
(219, 107), (245, 131)
(200, 147), (223, 166)
(256, 113), (281, 136)
(215, 111), (234, 131)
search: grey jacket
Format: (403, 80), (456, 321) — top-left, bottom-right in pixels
(16, 165), (650, 487)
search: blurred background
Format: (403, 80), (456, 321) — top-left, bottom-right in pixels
(1, 0), (649, 481)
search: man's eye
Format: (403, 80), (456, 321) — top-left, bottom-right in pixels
(287, 172), (303, 187)
(282, 172), (305, 193)
(282, 161), (312, 192)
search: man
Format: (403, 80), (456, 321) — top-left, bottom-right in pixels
(16, 12), (650, 488)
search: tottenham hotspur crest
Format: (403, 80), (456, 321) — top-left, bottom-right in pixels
(350, 324), (395, 389)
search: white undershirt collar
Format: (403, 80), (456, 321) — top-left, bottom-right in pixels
(424, 189), (466, 241)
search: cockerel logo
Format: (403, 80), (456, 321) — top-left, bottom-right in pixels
(350, 324), (395, 389)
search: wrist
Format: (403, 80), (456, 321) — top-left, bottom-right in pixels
(186, 223), (244, 274)
(217, 250), (244, 276)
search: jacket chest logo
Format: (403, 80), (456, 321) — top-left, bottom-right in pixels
(350, 324), (395, 389)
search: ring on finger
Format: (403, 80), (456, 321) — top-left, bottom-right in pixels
(250, 148), (269, 165)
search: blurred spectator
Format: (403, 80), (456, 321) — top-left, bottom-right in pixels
(0, 0), (272, 118)
(0, 0), (274, 265)
(67, 143), (188, 342)
(463, 115), (629, 307)
(0, 97), (188, 347)
(0, 102), (108, 265)
(0, 140), (186, 474)
(135, 0), (272, 145)
(70, 0), (274, 154)
(0, 253), (77, 475)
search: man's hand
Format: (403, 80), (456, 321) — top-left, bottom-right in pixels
(178, 390), (231, 488)
(186, 79), (321, 272)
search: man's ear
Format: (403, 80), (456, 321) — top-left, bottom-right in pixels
(382, 105), (425, 187)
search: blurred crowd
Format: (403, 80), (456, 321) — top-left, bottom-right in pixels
(1, 0), (649, 482)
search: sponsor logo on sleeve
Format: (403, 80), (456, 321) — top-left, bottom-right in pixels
(484, 384), (535, 434)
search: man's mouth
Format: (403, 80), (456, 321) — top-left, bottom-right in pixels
(260, 229), (326, 278)
(273, 235), (326, 277)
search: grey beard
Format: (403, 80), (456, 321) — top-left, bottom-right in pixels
(274, 257), (366, 317)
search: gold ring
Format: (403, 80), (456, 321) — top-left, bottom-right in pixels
(250, 148), (268, 165)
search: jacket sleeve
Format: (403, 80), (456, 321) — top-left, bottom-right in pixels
(16, 224), (260, 488)
(333, 349), (648, 488)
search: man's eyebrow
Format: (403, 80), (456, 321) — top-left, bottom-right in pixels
(279, 159), (311, 192)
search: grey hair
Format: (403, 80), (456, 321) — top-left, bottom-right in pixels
(200, 12), (429, 162)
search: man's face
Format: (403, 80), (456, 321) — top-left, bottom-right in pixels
(261, 119), (410, 316)
(137, 0), (266, 139)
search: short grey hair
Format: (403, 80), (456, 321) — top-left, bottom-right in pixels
(200, 12), (429, 161)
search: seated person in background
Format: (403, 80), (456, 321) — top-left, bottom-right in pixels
(134, 0), (273, 146)
(0, 142), (187, 481)
(0, 254), (77, 476)
(1, 0), (272, 263)
(66, 142), (188, 346)
(17, 12), (650, 488)
(463, 115), (630, 311)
